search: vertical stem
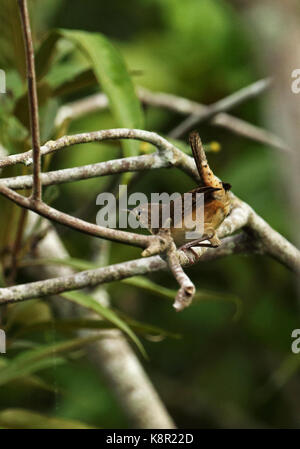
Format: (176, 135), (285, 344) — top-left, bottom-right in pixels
(18, 0), (42, 201)
(8, 208), (28, 284)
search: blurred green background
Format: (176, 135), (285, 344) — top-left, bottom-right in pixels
(0, 0), (299, 429)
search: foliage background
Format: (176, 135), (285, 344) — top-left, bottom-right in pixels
(0, 0), (299, 429)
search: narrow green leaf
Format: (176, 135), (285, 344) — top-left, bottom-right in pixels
(60, 29), (144, 166)
(0, 0), (26, 77)
(13, 317), (180, 340)
(0, 334), (105, 386)
(52, 68), (97, 97)
(19, 257), (96, 271)
(0, 356), (66, 386)
(61, 291), (146, 358)
(13, 318), (113, 337)
(35, 33), (60, 80)
(36, 29), (144, 158)
(0, 409), (95, 429)
(14, 81), (52, 129)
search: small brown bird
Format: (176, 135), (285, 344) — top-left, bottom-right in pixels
(130, 131), (232, 254)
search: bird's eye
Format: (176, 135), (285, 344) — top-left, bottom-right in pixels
(222, 182), (232, 191)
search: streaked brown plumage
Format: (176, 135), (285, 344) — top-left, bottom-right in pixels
(130, 131), (232, 251)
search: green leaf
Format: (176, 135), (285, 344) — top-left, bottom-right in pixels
(0, 0), (26, 77)
(13, 318), (113, 337)
(0, 334), (105, 386)
(123, 276), (177, 300)
(14, 81), (52, 130)
(0, 356), (66, 386)
(61, 29), (144, 134)
(117, 314), (180, 340)
(52, 68), (97, 97)
(5, 299), (52, 332)
(61, 291), (146, 357)
(35, 33), (61, 80)
(20, 256), (96, 271)
(0, 358), (61, 393)
(36, 29), (144, 158)
(13, 317), (180, 341)
(60, 28), (144, 174)
(0, 409), (95, 429)
(12, 374), (61, 394)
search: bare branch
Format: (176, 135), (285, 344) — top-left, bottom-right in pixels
(211, 113), (290, 152)
(199, 233), (256, 262)
(54, 87), (290, 152)
(169, 78), (272, 138)
(0, 129), (181, 169)
(0, 154), (171, 190)
(0, 253), (166, 304)
(0, 128), (298, 306)
(0, 183), (159, 250)
(0, 198), (298, 305)
(55, 93), (109, 128)
(167, 241), (195, 311)
(17, 0), (42, 201)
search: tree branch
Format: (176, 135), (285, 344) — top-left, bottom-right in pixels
(0, 197), (298, 305)
(167, 240), (195, 311)
(17, 0), (42, 201)
(0, 182), (159, 250)
(54, 87), (290, 152)
(0, 129), (181, 169)
(0, 154), (172, 190)
(0, 128), (298, 306)
(169, 78), (272, 138)
(211, 113), (290, 152)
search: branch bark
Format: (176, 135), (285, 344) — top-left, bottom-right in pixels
(17, 0), (42, 201)
(0, 197), (298, 304)
(0, 129), (180, 169)
(0, 154), (172, 190)
(169, 78), (272, 138)
(0, 182), (159, 250)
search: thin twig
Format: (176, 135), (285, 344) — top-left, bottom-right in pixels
(169, 78), (272, 138)
(54, 87), (290, 152)
(167, 240), (195, 311)
(211, 113), (290, 152)
(18, 0), (42, 201)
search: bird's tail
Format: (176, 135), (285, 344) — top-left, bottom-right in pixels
(189, 131), (223, 190)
